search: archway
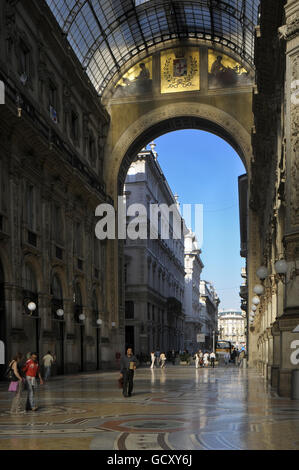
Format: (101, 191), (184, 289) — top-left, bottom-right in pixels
(103, 102), (258, 362)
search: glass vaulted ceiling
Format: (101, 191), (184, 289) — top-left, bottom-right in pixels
(45, 0), (260, 95)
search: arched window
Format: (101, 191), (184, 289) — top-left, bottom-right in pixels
(74, 282), (83, 322)
(51, 274), (64, 317)
(51, 274), (63, 300)
(74, 283), (82, 307)
(22, 263), (37, 293)
(92, 291), (99, 326)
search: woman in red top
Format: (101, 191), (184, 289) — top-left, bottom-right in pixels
(23, 352), (43, 411)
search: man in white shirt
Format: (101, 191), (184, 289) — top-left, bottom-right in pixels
(42, 351), (54, 381)
(210, 351), (216, 368)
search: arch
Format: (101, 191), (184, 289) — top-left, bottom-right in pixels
(22, 255), (43, 293)
(51, 274), (63, 300)
(105, 101), (252, 199)
(74, 282), (83, 307)
(50, 266), (68, 299)
(22, 263), (38, 293)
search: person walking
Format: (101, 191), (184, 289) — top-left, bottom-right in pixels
(199, 350), (204, 367)
(42, 351), (54, 381)
(171, 349), (176, 365)
(210, 351), (216, 368)
(8, 353), (24, 415)
(238, 349), (246, 367)
(150, 351), (155, 369)
(155, 349), (160, 367)
(159, 352), (166, 368)
(231, 347), (237, 365)
(203, 351), (209, 367)
(23, 352), (44, 411)
(120, 348), (137, 397)
(195, 351), (200, 369)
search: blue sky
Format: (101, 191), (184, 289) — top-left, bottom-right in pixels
(154, 129), (246, 311)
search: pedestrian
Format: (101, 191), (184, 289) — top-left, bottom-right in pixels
(203, 351), (209, 367)
(120, 348), (137, 397)
(155, 349), (160, 367)
(238, 349), (245, 367)
(42, 351), (54, 381)
(8, 353), (25, 415)
(150, 351), (155, 369)
(195, 351), (200, 369)
(171, 349), (176, 365)
(160, 352), (166, 368)
(210, 351), (216, 368)
(23, 352), (44, 411)
(231, 347), (237, 365)
(199, 350), (204, 367)
(224, 352), (230, 365)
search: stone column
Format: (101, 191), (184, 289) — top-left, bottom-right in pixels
(277, 0), (299, 397)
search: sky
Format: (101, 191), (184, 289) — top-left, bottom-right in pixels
(153, 129), (246, 311)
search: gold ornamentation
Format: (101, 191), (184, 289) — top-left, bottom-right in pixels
(160, 48), (200, 94)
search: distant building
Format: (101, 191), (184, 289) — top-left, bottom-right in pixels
(199, 281), (220, 350)
(183, 230), (204, 353)
(123, 144), (185, 355)
(218, 309), (247, 348)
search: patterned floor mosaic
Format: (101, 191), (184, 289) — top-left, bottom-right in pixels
(0, 366), (298, 450)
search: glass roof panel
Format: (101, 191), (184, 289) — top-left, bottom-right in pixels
(45, 0), (260, 95)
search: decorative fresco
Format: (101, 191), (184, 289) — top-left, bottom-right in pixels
(208, 50), (253, 89)
(161, 48), (200, 94)
(113, 57), (152, 97)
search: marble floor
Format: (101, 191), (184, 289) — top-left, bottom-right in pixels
(0, 366), (299, 450)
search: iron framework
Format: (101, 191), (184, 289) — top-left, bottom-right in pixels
(45, 0), (260, 95)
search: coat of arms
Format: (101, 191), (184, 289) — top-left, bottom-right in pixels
(173, 58), (187, 77)
(162, 49), (199, 92)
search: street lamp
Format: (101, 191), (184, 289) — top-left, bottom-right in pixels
(256, 266), (269, 280)
(253, 284), (264, 295)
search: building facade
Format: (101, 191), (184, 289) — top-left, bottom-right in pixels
(123, 145), (185, 356)
(199, 281), (220, 351)
(183, 230), (204, 354)
(218, 309), (247, 348)
(0, 0), (118, 374)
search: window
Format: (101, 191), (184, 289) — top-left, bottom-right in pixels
(88, 132), (96, 166)
(70, 111), (79, 142)
(125, 301), (134, 319)
(26, 184), (35, 230)
(53, 205), (63, 244)
(19, 42), (30, 78)
(22, 264), (37, 293)
(74, 283), (82, 307)
(49, 81), (57, 108)
(74, 222), (82, 257)
(51, 274), (63, 300)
